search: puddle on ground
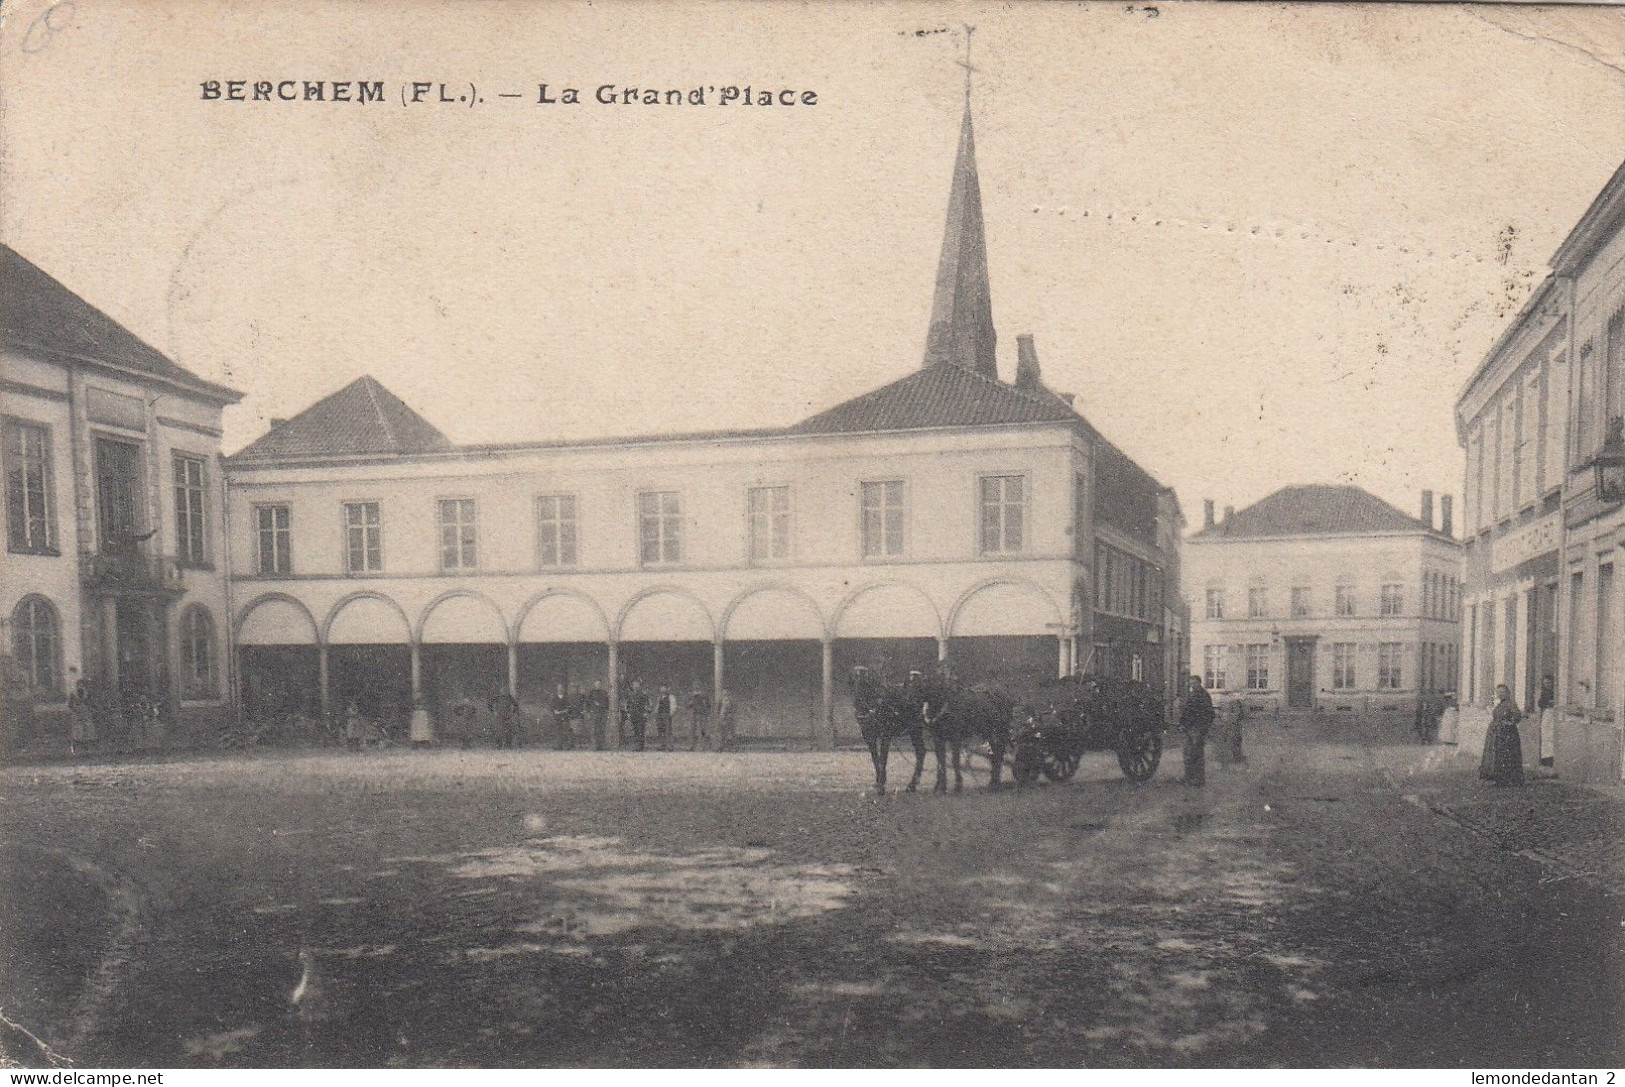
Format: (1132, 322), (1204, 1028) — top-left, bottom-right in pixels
(181, 1025), (261, 1060)
(437, 829), (861, 941)
(887, 930), (980, 948)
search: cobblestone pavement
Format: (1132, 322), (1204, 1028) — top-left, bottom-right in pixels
(0, 740), (1619, 1067)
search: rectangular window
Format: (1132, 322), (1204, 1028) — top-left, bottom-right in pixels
(438, 498), (478, 571)
(1573, 342), (1595, 463)
(860, 480), (904, 558)
(4, 418), (56, 554)
(1246, 644), (1270, 691)
(1380, 583), (1403, 617)
(1467, 425), (1483, 535)
(1598, 564), (1618, 713)
(1073, 473), (1088, 558)
(1332, 643), (1356, 689)
(747, 486), (791, 563)
(1335, 584), (1356, 617)
(638, 491), (682, 565)
(344, 502), (382, 573)
(172, 454), (207, 565)
(1291, 587), (1311, 618)
(1378, 642), (1403, 690)
(978, 475), (1025, 554)
(1205, 588), (1224, 620)
(1203, 645), (1227, 691)
(1606, 309), (1624, 438)
(1248, 587), (1268, 619)
(536, 494), (578, 568)
(255, 504), (291, 575)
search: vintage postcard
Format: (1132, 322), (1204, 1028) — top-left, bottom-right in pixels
(1, 0), (1622, 1073)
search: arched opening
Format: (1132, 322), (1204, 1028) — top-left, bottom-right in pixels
(722, 587), (826, 745)
(947, 579), (1065, 689)
(515, 592), (611, 748)
(419, 593), (510, 737)
(236, 595), (320, 722)
(616, 589), (714, 750)
(326, 593), (414, 738)
(830, 583), (942, 744)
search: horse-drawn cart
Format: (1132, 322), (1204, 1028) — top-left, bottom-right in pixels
(1011, 674), (1165, 786)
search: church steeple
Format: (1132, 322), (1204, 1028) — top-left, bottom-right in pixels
(923, 46), (997, 379)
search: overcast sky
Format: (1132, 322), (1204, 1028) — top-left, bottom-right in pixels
(4, 2), (1623, 523)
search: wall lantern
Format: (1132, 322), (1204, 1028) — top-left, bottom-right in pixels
(1586, 416), (1625, 503)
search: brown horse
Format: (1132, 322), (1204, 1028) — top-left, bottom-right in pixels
(920, 672), (1015, 793)
(849, 666), (927, 794)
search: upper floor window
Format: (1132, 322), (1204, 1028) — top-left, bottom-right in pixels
(638, 491), (682, 566)
(1332, 643), (1357, 689)
(536, 494), (578, 568)
(1205, 588), (1224, 620)
(345, 502), (383, 573)
(1380, 582), (1404, 617)
(173, 454), (208, 565)
(1247, 587), (1268, 619)
(1377, 642), (1403, 689)
(860, 481), (905, 558)
(1290, 586), (1312, 619)
(10, 595), (61, 698)
(978, 475), (1025, 554)
(439, 498), (478, 571)
(747, 486), (790, 563)
(4, 418), (57, 555)
(255, 504), (291, 575)
(1335, 584), (1356, 617)
(179, 604), (217, 700)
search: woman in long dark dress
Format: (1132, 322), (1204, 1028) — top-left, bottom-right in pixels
(1479, 683), (1524, 787)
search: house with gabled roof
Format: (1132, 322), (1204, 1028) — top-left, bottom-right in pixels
(1184, 484), (1462, 727)
(1, 243), (242, 751)
(221, 96), (1183, 747)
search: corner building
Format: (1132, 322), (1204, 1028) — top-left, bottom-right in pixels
(222, 100), (1183, 745)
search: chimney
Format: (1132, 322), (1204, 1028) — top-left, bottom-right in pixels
(1015, 334), (1043, 391)
(1420, 489), (1434, 530)
(1203, 499), (1215, 529)
(1440, 494), (1454, 537)
(1223, 505), (1235, 524)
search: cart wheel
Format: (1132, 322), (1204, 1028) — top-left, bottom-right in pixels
(1042, 752), (1080, 783)
(1116, 729), (1163, 782)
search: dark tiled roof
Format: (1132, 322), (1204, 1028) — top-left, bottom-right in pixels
(785, 364), (1081, 435)
(0, 244), (239, 402)
(1190, 484), (1429, 540)
(231, 375), (452, 460)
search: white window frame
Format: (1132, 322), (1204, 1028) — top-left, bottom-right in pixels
(860, 479), (906, 559)
(172, 452), (208, 566)
(344, 501), (383, 574)
(1380, 582), (1403, 617)
(1290, 586), (1311, 619)
(1332, 642), (1356, 690)
(977, 474), (1026, 556)
(1202, 645), (1227, 691)
(638, 490), (683, 566)
(747, 485), (792, 564)
(1377, 642), (1403, 690)
(536, 493), (579, 568)
(438, 497), (479, 571)
(1247, 586), (1268, 620)
(255, 503), (291, 576)
(1205, 587), (1224, 620)
(1245, 643), (1270, 691)
(5, 417), (58, 555)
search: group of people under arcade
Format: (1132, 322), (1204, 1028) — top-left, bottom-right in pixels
(337, 677), (733, 752)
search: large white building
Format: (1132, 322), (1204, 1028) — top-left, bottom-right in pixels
(1, 245), (242, 749)
(1456, 158), (1625, 783)
(4, 98), (1185, 751)
(1185, 486), (1462, 726)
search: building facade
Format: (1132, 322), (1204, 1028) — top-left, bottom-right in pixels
(216, 98), (1183, 747)
(1457, 159), (1625, 782)
(1, 245), (242, 749)
(1184, 486), (1462, 725)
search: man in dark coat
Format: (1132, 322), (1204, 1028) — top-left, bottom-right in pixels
(1179, 674), (1215, 787)
(489, 690), (520, 749)
(625, 679), (649, 751)
(549, 683), (573, 750)
(688, 682), (712, 751)
(586, 681), (609, 750)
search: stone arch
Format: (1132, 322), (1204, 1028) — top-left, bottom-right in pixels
(720, 583), (829, 642)
(235, 592), (320, 646)
(946, 577), (1065, 638)
(417, 589), (511, 644)
(831, 581), (943, 641)
(515, 588), (612, 643)
(324, 590), (414, 645)
(615, 586), (716, 643)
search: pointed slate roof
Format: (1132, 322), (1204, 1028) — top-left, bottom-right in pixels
(1189, 484), (1432, 540)
(232, 375), (452, 460)
(922, 103), (997, 379)
(0, 244), (239, 402)
(786, 363), (1080, 436)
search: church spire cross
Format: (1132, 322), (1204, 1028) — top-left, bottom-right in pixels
(923, 27), (998, 380)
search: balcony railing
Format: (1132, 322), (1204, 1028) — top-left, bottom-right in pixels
(79, 551), (186, 596)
